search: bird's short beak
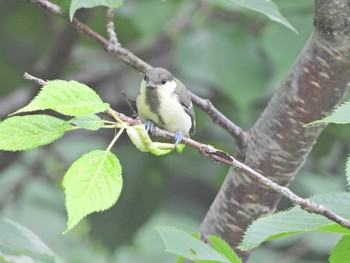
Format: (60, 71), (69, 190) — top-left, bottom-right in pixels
(146, 80), (156, 89)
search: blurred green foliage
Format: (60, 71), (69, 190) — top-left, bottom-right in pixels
(0, 0), (349, 262)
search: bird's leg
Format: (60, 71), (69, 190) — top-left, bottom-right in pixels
(174, 131), (183, 145)
(144, 120), (155, 134)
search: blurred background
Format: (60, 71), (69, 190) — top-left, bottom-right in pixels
(0, 0), (348, 262)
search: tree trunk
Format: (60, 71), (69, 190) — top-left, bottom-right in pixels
(199, 1), (350, 261)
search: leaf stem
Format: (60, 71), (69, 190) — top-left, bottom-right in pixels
(103, 120), (118, 124)
(106, 128), (125, 152)
(102, 124), (124, 129)
(65, 126), (81, 131)
(106, 108), (124, 124)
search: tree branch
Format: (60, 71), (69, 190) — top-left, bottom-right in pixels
(23, 72), (350, 231)
(190, 92), (248, 155)
(27, 0), (248, 153)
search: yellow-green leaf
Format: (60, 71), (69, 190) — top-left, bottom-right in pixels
(63, 150), (122, 233)
(12, 80), (109, 116)
(0, 115), (70, 151)
(70, 114), (104, 131)
(329, 236), (350, 263)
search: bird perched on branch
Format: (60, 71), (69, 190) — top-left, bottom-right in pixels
(136, 67), (196, 145)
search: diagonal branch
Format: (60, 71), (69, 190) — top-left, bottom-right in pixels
(27, 0), (248, 154)
(190, 92), (248, 155)
(23, 72), (350, 231)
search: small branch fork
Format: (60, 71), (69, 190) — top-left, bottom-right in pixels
(27, 0), (248, 153)
(23, 73), (350, 230)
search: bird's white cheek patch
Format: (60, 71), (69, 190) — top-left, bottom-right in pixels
(160, 80), (176, 95)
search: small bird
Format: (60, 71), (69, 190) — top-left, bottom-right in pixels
(136, 67), (196, 145)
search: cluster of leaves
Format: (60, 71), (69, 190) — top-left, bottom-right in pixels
(0, 77), (244, 261)
(0, 80), (120, 233)
(0, 80), (182, 235)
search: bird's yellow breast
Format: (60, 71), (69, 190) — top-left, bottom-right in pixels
(136, 80), (192, 136)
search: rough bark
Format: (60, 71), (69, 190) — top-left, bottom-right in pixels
(199, 1), (350, 261)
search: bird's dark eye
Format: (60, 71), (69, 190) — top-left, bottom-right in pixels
(144, 75), (147, 81)
(161, 79), (167, 85)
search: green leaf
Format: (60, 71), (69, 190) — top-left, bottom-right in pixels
(239, 192), (350, 250)
(0, 218), (60, 263)
(70, 0), (124, 20)
(175, 257), (186, 263)
(63, 150), (122, 233)
(229, 0), (297, 33)
(12, 80), (109, 116)
(70, 114), (104, 131)
(157, 226), (230, 263)
(0, 115), (70, 151)
(329, 235), (350, 263)
(208, 236), (242, 263)
(126, 125), (178, 156)
(309, 100), (350, 125)
(175, 143), (186, 153)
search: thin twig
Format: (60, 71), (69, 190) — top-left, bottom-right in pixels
(23, 72), (48, 85)
(23, 73), (350, 230)
(190, 92), (248, 153)
(28, 0), (248, 154)
(28, 0), (151, 72)
(106, 7), (120, 46)
(106, 107), (124, 124)
(122, 90), (137, 116)
(106, 128), (125, 152)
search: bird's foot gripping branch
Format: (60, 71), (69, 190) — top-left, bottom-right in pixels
(0, 74), (188, 233)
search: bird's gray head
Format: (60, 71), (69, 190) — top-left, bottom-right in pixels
(143, 67), (175, 89)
